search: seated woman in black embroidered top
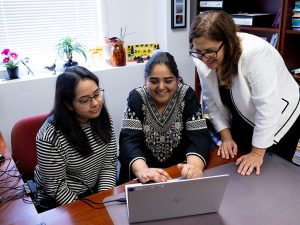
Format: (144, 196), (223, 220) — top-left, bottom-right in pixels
(34, 66), (117, 211)
(118, 52), (212, 184)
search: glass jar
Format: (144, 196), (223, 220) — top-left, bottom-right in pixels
(110, 41), (126, 67)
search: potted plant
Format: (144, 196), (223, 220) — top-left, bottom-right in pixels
(56, 36), (87, 68)
(1, 48), (20, 79)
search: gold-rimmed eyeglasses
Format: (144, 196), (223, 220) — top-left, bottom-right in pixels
(77, 88), (104, 108)
(189, 42), (224, 60)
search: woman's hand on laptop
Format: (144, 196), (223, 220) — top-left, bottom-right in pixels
(177, 163), (204, 178)
(178, 155), (205, 178)
(136, 168), (171, 183)
(132, 159), (171, 183)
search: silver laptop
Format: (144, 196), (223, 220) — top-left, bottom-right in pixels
(125, 174), (229, 223)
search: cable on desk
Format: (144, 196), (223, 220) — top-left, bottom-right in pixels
(0, 158), (28, 209)
(0, 159), (20, 178)
(0, 184), (24, 194)
(79, 197), (126, 205)
(0, 158), (12, 177)
(0, 187), (27, 206)
(0, 172), (22, 183)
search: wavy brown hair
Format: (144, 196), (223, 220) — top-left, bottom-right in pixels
(189, 10), (242, 87)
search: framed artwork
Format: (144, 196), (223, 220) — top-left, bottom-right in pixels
(171, 0), (187, 29)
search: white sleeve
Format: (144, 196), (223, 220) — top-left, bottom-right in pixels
(193, 58), (231, 133)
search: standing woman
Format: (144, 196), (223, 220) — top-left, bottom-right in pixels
(118, 51), (212, 184)
(189, 10), (300, 176)
(34, 66), (117, 210)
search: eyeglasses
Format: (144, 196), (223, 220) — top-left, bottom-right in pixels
(77, 88), (104, 108)
(189, 42), (224, 60)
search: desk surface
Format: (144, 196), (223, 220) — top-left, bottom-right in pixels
(204, 153), (300, 225)
(2, 137), (299, 225)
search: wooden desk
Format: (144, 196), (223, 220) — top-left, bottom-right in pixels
(0, 142), (235, 225)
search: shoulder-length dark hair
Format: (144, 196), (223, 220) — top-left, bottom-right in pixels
(51, 66), (112, 157)
(189, 10), (241, 87)
(145, 51), (184, 83)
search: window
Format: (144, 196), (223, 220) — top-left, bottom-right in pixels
(0, 0), (105, 74)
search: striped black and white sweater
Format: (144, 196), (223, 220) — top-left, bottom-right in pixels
(34, 116), (118, 205)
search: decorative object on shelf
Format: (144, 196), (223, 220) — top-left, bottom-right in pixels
(126, 43), (160, 62)
(105, 26), (135, 67)
(270, 33), (279, 48)
(1, 48), (20, 79)
(89, 46), (104, 65)
(56, 36), (87, 68)
(110, 40), (126, 66)
(171, 0), (187, 29)
(45, 59), (57, 75)
(21, 57), (34, 76)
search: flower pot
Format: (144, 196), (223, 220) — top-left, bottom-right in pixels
(64, 59), (78, 68)
(7, 67), (19, 80)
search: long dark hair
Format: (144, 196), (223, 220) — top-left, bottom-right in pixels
(51, 66), (112, 157)
(189, 10), (241, 87)
(145, 51), (183, 83)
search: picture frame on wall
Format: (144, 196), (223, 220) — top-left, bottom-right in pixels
(171, 0), (187, 29)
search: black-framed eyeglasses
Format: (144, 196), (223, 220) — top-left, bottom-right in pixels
(77, 88), (104, 108)
(189, 42), (224, 60)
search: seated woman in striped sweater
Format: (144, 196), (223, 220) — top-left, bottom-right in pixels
(34, 66), (117, 211)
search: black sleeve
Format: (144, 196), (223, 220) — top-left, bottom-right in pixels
(183, 87), (212, 165)
(118, 89), (147, 183)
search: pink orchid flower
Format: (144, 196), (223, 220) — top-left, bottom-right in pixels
(1, 49), (10, 55)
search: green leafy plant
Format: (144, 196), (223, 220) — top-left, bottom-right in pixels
(56, 37), (87, 66)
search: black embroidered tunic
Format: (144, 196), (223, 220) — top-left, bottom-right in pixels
(118, 84), (212, 183)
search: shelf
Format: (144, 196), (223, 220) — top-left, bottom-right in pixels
(238, 26), (279, 33)
(286, 30), (300, 34)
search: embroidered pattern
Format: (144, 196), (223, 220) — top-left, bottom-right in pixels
(186, 110), (207, 130)
(122, 107), (143, 130)
(137, 84), (188, 162)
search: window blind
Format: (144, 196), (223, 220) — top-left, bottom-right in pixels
(0, 0), (104, 70)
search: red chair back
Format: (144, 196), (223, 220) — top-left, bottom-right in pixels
(11, 113), (48, 180)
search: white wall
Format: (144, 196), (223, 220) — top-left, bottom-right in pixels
(103, 0), (155, 45)
(0, 0), (197, 150)
(153, 0), (195, 87)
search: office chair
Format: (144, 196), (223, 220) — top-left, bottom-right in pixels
(11, 113), (48, 180)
